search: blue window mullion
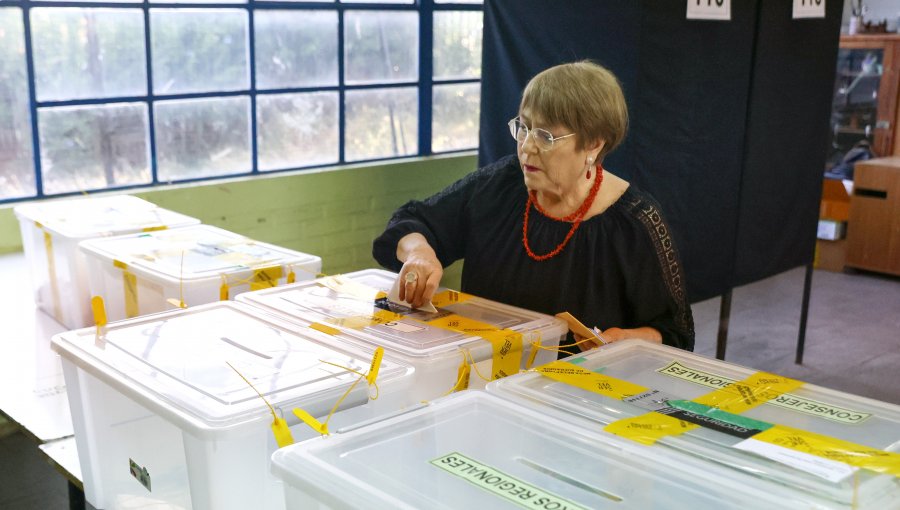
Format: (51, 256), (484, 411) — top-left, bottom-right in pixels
(248, 2), (258, 174)
(22, 5), (44, 199)
(144, 1), (158, 185)
(418, 0), (433, 156)
(337, 4), (346, 164)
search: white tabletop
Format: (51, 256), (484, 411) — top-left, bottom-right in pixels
(39, 436), (82, 490)
(0, 252), (73, 442)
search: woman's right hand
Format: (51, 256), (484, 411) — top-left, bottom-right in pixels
(396, 233), (443, 308)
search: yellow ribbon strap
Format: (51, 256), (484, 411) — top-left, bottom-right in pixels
(114, 259), (140, 318)
(250, 266), (283, 291)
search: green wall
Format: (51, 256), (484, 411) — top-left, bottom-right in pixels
(0, 153), (475, 287)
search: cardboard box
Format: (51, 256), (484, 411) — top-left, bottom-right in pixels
(820, 178), (850, 221)
(814, 238), (847, 272)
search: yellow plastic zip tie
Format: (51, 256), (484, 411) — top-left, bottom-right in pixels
(454, 355), (471, 392)
(141, 225), (167, 233)
(250, 265), (283, 291)
(91, 296), (107, 327)
(40, 226), (63, 323)
(526, 339), (541, 369)
(166, 250), (188, 309)
(287, 267), (296, 284)
(463, 348), (492, 383)
(292, 408), (329, 436)
(226, 361), (294, 448)
(367, 347), (384, 385)
(219, 273), (229, 301)
(310, 322), (341, 336)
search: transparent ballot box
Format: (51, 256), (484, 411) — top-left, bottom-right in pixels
(238, 268), (567, 401)
(487, 340), (900, 508)
(79, 224), (322, 323)
(14, 195), (198, 329)
(51, 301), (414, 510)
(270, 390), (845, 510)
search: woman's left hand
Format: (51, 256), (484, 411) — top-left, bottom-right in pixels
(574, 326), (663, 352)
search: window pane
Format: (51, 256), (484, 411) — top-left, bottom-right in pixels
(0, 7), (35, 199)
(257, 92), (338, 171)
(433, 11), (482, 79)
(38, 103), (150, 194)
(341, 0), (412, 3)
(31, 8), (147, 102)
(345, 87), (417, 161)
(432, 83), (480, 152)
(151, 9), (248, 95)
(344, 11), (417, 85)
(154, 96), (251, 181)
(255, 10), (338, 90)
(434, 0), (482, 4)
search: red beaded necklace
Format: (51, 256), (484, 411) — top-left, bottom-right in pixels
(523, 164), (603, 261)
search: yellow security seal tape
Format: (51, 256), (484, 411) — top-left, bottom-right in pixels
(423, 313), (523, 381)
(536, 361), (900, 478)
(753, 425), (900, 478)
(316, 279), (523, 381)
(114, 259), (140, 318)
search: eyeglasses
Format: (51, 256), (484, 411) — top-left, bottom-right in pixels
(508, 117), (575, 151)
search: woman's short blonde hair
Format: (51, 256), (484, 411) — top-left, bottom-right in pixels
(519, 60), (628, 160)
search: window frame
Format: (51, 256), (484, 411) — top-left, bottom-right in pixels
(0, 0), (482, 204)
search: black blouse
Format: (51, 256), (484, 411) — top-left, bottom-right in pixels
(372, 154), (695, 352)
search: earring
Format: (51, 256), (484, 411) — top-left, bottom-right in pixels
(586, 157), (593, 180)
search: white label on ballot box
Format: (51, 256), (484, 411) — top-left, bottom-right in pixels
(734, 438), (857, 483)
(687, 0), (731, 20)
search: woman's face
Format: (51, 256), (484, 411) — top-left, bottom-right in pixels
(516, 111), (593, 196)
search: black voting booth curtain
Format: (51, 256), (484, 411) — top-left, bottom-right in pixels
(479, 0), (842, 302)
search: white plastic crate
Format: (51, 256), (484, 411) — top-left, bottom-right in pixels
(271, 390), (853, 510)
(487, 340), (900, 508)
(80, 224), (322, 323)
(239, 269), (567, 401)
(14, 195), (198, 329)
(51, 301), (415, 510)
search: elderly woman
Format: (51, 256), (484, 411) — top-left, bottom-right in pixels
(373, 61), (694, 352)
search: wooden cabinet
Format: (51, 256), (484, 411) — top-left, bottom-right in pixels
(834, 35), (900, 159)
(846, 157), (900, 275)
